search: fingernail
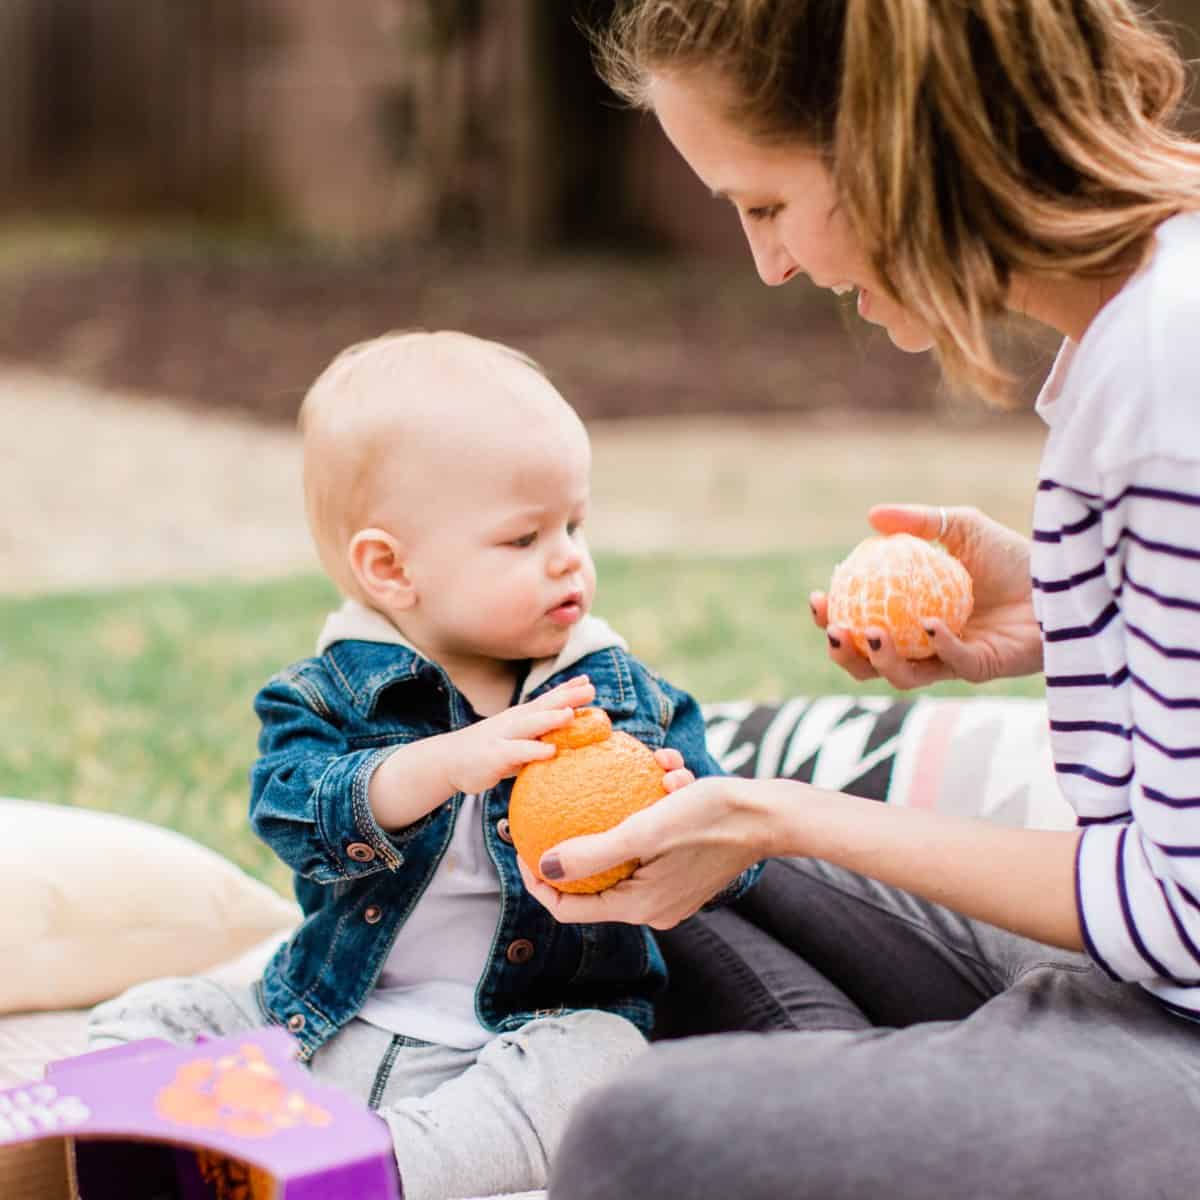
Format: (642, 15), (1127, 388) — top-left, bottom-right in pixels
(809, 599), (818, 617)
(867, 637), (881, 652)
(924, 625), (936, 638)
(540, 854), (564, 881)
(827, 633), (841, 650)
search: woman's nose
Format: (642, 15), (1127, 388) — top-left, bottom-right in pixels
(746, 227), (798, 287)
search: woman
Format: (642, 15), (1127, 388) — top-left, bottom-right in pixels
(517, 2), (1200, 1197)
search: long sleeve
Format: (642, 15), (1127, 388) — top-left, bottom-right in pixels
(1069, 457), (1200, 998)
(250, 671), (407, 882)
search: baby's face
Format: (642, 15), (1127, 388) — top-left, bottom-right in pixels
(395, 414), (597, 667)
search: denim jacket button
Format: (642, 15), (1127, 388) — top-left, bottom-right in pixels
(506, 938), (535, 965)
(364, 905), (383, 924)
(496, 818), (514, 845)
(347, 842), (376, 863)
(286, 1014), (306, 1033)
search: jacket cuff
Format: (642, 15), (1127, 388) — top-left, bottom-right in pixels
(701, 860), (764, 911)
(315, 746), (407, 874)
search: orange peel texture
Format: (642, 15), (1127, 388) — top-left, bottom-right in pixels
(509, 707), (666, 894)
(826, 532), (973, 660)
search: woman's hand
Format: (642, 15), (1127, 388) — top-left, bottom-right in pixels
(810, 503), (1043, 690)
(517, 771), (763, 929)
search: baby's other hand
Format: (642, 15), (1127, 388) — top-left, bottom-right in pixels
(653, 746), (694, 793)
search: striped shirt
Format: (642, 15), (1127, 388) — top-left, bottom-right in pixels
(1032, 210), (1200, 1020)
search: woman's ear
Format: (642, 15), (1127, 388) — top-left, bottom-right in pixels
(347, 528), (417, 611)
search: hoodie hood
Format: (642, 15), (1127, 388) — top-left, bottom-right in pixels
(315, 599), (627, 700)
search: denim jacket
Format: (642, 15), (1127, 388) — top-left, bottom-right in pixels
(249, 603), (761, 1059)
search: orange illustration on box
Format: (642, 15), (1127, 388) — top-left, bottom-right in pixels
(154, 1040), (332, 1138)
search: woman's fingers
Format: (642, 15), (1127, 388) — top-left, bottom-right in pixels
(860, 626), (953, 690)
(825, 624), (879, 681)
(809, 590), (830, 629)
(868, 502), (948, 542)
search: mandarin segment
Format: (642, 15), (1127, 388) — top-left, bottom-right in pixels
(510, 707), (666, 894)
(826, 533), (973, 659)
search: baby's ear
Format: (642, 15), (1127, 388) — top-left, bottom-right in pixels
(347, 528), (417, 610)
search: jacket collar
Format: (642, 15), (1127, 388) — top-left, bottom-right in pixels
(316, 600), (632, 718)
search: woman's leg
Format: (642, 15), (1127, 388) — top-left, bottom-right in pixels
(552, 959), (1200, 1200)
(556, 860), (1200, 1200)
(655, 856), (1044, 1037)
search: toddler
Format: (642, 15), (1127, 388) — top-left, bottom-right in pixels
(89, 330), (760, 1200)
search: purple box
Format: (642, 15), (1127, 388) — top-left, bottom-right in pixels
(0, 1028), (401, 1199)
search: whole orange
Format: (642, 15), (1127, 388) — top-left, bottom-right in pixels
(826, 532), (973, 659)
(509, 707), (666, 894)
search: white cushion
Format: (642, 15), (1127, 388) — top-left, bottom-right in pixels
(0, 799), (300, 1015)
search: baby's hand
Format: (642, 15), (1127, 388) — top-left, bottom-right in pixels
(654, 747), (695, 793)
(445, 676), (596, 796)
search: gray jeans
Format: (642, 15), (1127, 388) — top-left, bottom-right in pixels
(552, 857), (1200, 1200)
(88, 983), (645, 1200)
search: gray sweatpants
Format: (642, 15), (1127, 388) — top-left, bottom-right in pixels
(551, 857), (1200, 1200)
(88, 983), (645, 1200)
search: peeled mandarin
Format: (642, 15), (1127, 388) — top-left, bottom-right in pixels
(826, 532), (973, 659)
(509, 707), (666, 894)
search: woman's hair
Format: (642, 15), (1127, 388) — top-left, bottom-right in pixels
(597, 0), (1200, 402)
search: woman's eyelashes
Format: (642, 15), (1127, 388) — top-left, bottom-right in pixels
(745, 203), (782, 222)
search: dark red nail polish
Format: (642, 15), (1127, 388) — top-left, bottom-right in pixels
(924, 626), (936, 638)
(827, 634), (841, 650)
(867, 637), (881, 652)
(540, 854), (564, 881)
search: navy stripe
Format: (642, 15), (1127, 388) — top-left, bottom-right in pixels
(1155, 876), (1200, 970)
(1033, 562), (1106, 593)
(1033, 509), (1103, 542)
(1105, 529), (1200, 563)
(1131, 672), (1200, 711)
(1127, 621), (1200, 661)
(1144, 785), (1200, 810)
(1136, 731), (1200, 761)
(1104, 483), (1200, 512)
(1042, 602), (1119, 642)
(1050, 719), (1131, 737)
(1057, 762), (1134, 787)
(1046, 665), (1129, 688)
(1115, 826), (1176, 978)
(1154, 997), (1200, 1022)
(1118, 571), (1200, 613)
(1039, 478), (1102, 501)
(1075, 832), (1121, 980)
(1077, 812), (1132, 827)
(1154, 845), (1200, 858)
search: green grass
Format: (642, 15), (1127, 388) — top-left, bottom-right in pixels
(1, 553), (1042, 895)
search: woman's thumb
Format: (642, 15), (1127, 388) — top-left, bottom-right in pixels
(539, 830), (631, 884)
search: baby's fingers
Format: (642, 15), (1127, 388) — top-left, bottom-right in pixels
(530, 675), (595, 709)
(662, 768), (694, 793)
(653, 747), (684, 772)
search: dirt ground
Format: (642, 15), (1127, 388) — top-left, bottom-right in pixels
(2, 365), (1046, 595)
(0, 238), (1053, 593)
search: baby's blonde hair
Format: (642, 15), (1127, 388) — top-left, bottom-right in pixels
(597, 0), (1200, 404)
(299, 330), (551, 599)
